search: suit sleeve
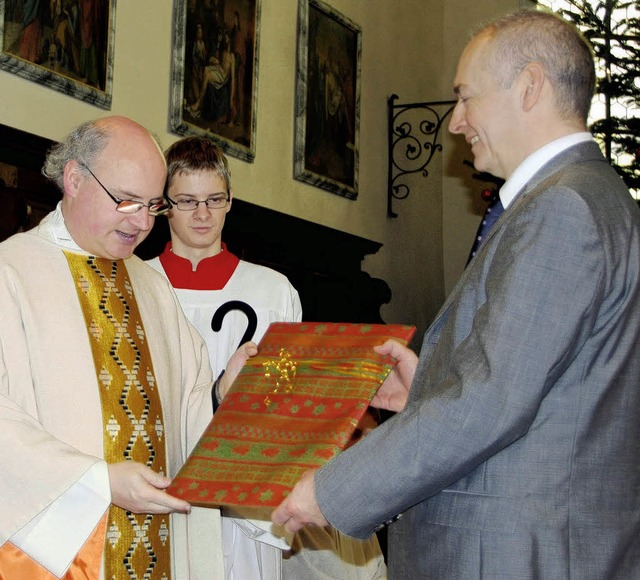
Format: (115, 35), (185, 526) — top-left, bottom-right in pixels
(315, 187), (606, 538)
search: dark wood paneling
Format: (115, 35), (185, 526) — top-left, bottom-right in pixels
(136, 199), (390, 323)
(0, 123), (390, 323)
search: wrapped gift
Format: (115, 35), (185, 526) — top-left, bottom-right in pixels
(168, 321), (416, 508)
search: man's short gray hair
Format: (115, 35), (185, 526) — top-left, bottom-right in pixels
(478, 9), (596, 123)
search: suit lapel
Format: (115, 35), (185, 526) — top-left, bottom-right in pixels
(466, 140), (604, 259)
(424, 141), (605, 343)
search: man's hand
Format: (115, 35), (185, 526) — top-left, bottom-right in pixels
(371, 339), (418, 413)
(271, 469), (328, 533)
(108, 461), (191, 514)
(219, 341), (258, 399)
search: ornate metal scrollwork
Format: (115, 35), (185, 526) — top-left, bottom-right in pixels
(387, 94), (456, 217)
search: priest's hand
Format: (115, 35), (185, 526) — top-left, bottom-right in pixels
(219, 341), (259, 399)
(271, 469), (328, 532)
(108, 461), (191, 514)
(371, 339), (418, 413)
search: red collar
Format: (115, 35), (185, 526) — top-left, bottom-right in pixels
(158, 242), (240, 290)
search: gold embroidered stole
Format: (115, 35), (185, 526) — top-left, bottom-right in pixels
(64, 253), (171, 580)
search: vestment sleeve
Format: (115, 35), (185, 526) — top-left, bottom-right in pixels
(9, 462), (110, 576)
(287, 282), (303, 323)
(0, 289), (108, 572)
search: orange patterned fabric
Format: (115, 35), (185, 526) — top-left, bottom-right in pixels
(64, 254), (171, 579)
(168, 322), (415, 508)
(0, 514), (107, 580)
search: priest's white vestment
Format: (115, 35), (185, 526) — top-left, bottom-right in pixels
(0, 207), (223, 578)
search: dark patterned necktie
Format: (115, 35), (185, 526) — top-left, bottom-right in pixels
(467, 197), (504, 264)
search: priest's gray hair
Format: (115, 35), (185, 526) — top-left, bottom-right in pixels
(42, 120), (109, 191)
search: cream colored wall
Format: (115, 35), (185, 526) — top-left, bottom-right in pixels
(360, 0), (446, 343)
(365, 0), (522, 341)
(0, 0), (524, 343)
(0, 0), (433, 240)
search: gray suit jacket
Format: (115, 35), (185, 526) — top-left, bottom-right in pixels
(315, 142), (640, 579)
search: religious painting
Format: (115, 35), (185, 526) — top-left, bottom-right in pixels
(0, 0), (116, 109)
(294, 0), (361, 200)
(169, 0), (261, 163)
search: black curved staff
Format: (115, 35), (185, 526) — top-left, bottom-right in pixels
(210, 300), (258, 411)
(211, 300), (258, 348)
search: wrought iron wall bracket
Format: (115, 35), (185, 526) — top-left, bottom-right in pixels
(387, 94), (456, 217)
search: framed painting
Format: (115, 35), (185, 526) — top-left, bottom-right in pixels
(0, 0), (116, 110)
(294, 0), (361, 200)
(169, 0), (261, 163)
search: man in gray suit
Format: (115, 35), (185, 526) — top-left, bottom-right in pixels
(272, 8), (640, 579)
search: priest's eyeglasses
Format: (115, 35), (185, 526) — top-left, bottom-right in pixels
(81, 163), (171, 216)
(166, 195), (230, 211)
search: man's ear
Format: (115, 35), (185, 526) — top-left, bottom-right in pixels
(226, 188), (233, 213)
(520, 62), (545, 113)
(63, 160), (83, 199)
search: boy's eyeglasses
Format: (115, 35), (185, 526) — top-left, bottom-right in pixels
(166, 195), (230, 211)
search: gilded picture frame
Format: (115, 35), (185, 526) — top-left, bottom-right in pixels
(0, 0), (116, 110)
(294, 0), (361, 199)
(169, 0), (261, 163)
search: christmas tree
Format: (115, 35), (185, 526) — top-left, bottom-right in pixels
(540, 0), (639, 196)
